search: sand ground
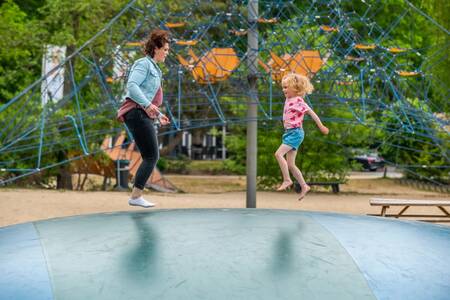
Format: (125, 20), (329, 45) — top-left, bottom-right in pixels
(0, 176), (448, 227)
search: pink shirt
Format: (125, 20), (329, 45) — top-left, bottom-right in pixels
(117, 87), (163, 122)
(283, 96), (311, 129)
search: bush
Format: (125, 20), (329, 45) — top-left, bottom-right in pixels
(157, 157), (168, 172)
(188, 160), (230, 175)
(222, 159), (245, 175)
(161, 158), (242, 175)
(165, 157), (191, 174)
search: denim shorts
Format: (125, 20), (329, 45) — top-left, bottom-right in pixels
(282, 127), (304, 150)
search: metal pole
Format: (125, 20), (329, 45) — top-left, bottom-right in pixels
(247, 0), (258, 208)
(222, 125), (226, 160)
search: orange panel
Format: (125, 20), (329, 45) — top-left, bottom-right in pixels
(206, 48), (239, 81)
(126, 42), (142, 47)
(165, 22), (186, 28)
(270, 52), (288, 70)
(230, 29), (247, 36)
(300, 50), (322, 73)
(288, 52), (307, 76)
(176, 40), (198, 46)
(193, 64), (212, 84)
(185, 49), (211, 83)
(214, 48), (240, 71)
(396, 70), (420, 77)
(260, 50), (324, 82)
(188, 49), (200, 62)
(261, 54), (287, 81)
(179, 48), (239, 84)
(257, 18), (278, 23)
(354, 44), (376, 50)
(320, 25), (339, 32)
(388, 47), (407, 54)
(202, 52), (220, 79)
(177, 54), (190, 67)
(258, 59), (270, 73)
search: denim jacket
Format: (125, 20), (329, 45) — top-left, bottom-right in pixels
(124, 56), (162, 108)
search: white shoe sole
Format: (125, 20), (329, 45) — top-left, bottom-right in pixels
(128, 202), (155, 208)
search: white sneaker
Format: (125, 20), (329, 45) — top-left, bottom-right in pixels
(128, 197), (155, 208)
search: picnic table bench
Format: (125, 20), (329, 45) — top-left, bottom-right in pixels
(369, 198), (450, 222)
(294, 182), (342, 193)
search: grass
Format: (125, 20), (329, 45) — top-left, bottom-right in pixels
(165, 175), (246, 193)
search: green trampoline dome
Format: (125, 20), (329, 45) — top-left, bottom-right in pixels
(1, 209), (449, 300)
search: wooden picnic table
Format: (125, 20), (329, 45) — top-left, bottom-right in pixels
(369, 198), (450, 222)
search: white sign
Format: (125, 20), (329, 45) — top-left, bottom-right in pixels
(112, 46), (136, 81)
(41, 45), (66, 106)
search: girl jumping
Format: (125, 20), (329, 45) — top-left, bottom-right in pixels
(275, 73), (329, 200)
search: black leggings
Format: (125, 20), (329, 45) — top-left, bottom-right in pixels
(124, 108), (159, 190)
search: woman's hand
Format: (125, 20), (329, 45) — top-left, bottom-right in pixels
(320, 125), (329, 135)
(145, 104), (159, 115)
(159, 114), (170, 126)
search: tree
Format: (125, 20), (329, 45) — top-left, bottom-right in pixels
(0, 0), (43, 103)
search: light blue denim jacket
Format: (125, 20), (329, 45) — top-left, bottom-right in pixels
(125, 56), (162, 108)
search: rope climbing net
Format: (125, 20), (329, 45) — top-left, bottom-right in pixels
(0, 0), (448, 185)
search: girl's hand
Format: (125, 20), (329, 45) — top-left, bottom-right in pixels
(159, 115), (170, 126)
(320, 125), (329, 135)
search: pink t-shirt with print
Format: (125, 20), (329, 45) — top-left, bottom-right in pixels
(283, 96), (311, 129)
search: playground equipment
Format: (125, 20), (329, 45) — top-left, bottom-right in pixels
(1, 209), (449, 299)
(100, 132), (177, 192)
(0, 0), (448, 187)
(177, 48), (240, 84)
(258, 50), (326, 82)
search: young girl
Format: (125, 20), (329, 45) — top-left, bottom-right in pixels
(275, 73), (329, 200)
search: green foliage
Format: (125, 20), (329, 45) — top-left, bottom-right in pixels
(39, 0), (123, 44)
(378, 100), (449, 184)
(14, 0), (45, 17)
(189, 160), (231, 175)
(222, 159), (246, 175)
(158, 156), (242, 175)
(162, 156), (191, 174)
(419, 0), (450, 111)
(0, 0), (43, 102)
(156, 157), (168, 172)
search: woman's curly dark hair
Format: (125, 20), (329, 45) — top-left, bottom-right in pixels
(143, 29), (170, 57)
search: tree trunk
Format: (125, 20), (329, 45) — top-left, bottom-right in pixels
(56, 13), (80, 190)
(56, 166), (73, 189)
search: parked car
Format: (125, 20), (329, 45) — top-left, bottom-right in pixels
(350, 151), (386, 171)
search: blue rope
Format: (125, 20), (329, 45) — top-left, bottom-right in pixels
(65, 115), (89, 155)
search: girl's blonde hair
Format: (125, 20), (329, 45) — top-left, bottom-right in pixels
(281, 73), (314, 97)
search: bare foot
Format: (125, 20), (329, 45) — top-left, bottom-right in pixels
(276, 181), (293, 191)
(298, 185), (311, 201)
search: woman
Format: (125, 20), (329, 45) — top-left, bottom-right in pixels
(117, 29), (170, 208)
